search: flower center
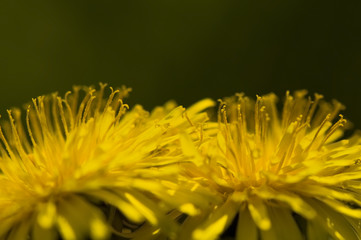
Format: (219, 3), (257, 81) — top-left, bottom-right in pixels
(212, 91), (347, 191)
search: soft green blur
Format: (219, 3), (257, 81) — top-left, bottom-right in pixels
(1, 1), (361, 127)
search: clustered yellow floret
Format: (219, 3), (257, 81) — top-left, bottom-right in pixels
(0, 84), (361, 240)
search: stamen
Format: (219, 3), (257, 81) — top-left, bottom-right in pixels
(51, 94), (63, 138)
(329, 100), (345, 122)
(0, 118), (19, 162)
(305, 114), (331, 152)
(94, 83), (108, 117)
(114, 99), (129, 123)
(64, 91), (72, 102)
(261, 111), (270, 144)
(32, 97), (49, 142)
(75, 89), (95, 125)
(82, 95), (96, 123)
(307, 93), (323, 122)
(70, 86), (80, 116)
(12, 108), (31, 152)
(318, 114), (347, 150)
(7, 110), (27, 158)
(183, 111), (194, 127)
(62, 98), (74, 131)
(57, 97), (69, 136)
(255, 95), (261, 143)
(282, 91), (293, 130)
(26, 106), (37, 147)
(103, 87), (120, 115)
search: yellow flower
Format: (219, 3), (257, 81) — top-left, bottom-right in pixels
(179, 90), (361, 240)
(0, 84), (214, 240)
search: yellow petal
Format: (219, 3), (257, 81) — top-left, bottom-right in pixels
(321, 198), (361, 219)
(86, 190), (144, 223)
(293, 184), (361, 213)
(123, 190), (178, 238)
(180, 133), (199, 158)
(260, 206), (303, 240)
(56, 195), (109, 240)
(248, 198), (271, 231)
(37, 201), (57, 229)
(179, 203), (200, 216)
(309, 172), (361, 185)
(90, 218), (109, 240)
(306, 198), (359, 240)
(57, 215), (76, 240)
(254, 186), (316, 219)
(186, 98), (215, 116)
(124, 192), (159, 225)
(193, 198), (239, 240)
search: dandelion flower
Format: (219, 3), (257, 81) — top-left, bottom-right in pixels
(0, 84), (213, 240)
(179, 90), (361, 240)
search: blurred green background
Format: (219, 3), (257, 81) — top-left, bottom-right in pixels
(1, 1), (361, 127)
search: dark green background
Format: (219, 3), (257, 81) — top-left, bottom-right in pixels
(1, 1), (361, 127)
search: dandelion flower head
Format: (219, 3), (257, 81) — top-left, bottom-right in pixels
(0, 83), (213, 240)
(180, 90), (361, 240)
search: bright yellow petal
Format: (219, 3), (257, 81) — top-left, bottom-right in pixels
(186, 98), (215, 116)
(309, 172), (361, 185)
(124, 192), (158, 225)
(86, 189), (144, 223)
(248, 197), (271, 231)
(56, 215), (76, 240)
(260, 206), (303, 240)
(37, 201), (57, 229)
(254, 186), (316, 219)
(192, 197), (240, 240)
(56, 195), (109, 240)
(321, 198), (361, 219)
(306, 198), (359, 240)
(180, 133), (201, 160)
(123, 190), (178, 238)
(90, 218), (109, 240)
